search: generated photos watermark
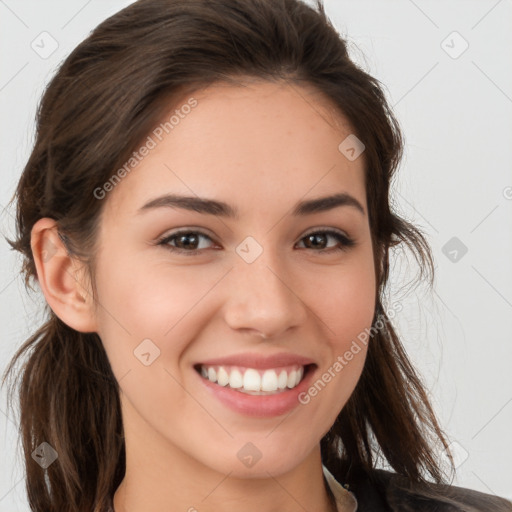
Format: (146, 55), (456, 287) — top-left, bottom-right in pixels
(298, 301), (403, 405)
(93, 97), (198, 200)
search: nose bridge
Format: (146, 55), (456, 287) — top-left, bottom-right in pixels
(224, 235), (307, 338)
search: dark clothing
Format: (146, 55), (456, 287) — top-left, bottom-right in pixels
(341, 467), (512, 511)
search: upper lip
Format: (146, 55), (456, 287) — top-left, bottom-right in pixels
(196, 352), (316, 369)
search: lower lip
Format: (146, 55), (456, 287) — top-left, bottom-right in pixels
(196, 365), (316, 417)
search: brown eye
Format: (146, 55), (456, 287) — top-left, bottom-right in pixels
(297, 230), (355, 253)
(156, 228), (355, 256)
(158, 230), (214, 254)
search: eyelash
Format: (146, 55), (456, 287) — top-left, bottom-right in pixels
(155, 228), (356, 256)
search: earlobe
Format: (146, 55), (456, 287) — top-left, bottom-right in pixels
(31, 218), (98, 333)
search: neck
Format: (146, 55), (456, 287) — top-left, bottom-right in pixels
(113, 441), (339, 512)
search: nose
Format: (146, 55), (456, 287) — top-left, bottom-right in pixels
(223, 247), (308, 340)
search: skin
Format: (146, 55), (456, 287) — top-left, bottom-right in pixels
(31, 80), (377, 512)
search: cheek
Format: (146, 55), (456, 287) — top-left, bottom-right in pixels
(301, 252), (375, 418)
(93, 252), (217, 370)
(314, 252), (376, 349)
(92, 259), (213, 431)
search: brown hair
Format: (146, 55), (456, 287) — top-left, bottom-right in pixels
(3, 0), (455, 510)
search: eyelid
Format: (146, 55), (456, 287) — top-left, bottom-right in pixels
(155, 226), (215, 241)
(301, 226), (350, 238)
(156, 225), (351, 241)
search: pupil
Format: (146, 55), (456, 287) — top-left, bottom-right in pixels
(307, 233), (325, 248)
(179, 233), (197, 249)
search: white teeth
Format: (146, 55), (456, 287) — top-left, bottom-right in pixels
(217, 367), (230, 386)
(295, 366), (304, 386)
(229, 369), (243, 389)
(199, 364), (306, 393)
(261, 370), (278, 392)
(243, 369), (261, 391)
(287, 370), (297, 388)
(277, 370), (288, 390)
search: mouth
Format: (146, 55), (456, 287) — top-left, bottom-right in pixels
(193, 352), (318, 417)
(194, 363), (316, 395)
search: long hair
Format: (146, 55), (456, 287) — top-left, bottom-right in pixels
(2, 0), (455, 510)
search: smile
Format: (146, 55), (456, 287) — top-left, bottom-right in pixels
(193, 353), (317, 417)
(197, 364), (306, 394)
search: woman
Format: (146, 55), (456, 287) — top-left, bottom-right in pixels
(3, 0), (511, 511)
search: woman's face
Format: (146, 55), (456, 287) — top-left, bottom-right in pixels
(91, 80), (376, 477)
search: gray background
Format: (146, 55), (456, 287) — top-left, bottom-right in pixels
(1, 0), (511, 509)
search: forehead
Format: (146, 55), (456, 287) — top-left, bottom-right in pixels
(104, 80), (366, 219)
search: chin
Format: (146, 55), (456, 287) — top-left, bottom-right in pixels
(198, 437), (316, 479)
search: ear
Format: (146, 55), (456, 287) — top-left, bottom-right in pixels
(31, 218), (98, 333)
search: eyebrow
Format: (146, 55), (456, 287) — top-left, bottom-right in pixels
(138, 192), (365, 218)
